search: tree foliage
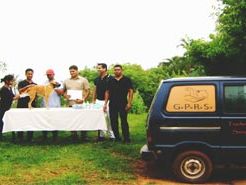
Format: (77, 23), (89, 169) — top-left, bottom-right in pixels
(181, 0), (246, 75)
(79, 66), (97, 82)
(130, 90), (147, 114)
(79, 60), (204, 109)
(0, 61), (7, 74)
(72, 0), (246, 110)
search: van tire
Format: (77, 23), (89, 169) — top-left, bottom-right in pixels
(172, 150), (213, 183)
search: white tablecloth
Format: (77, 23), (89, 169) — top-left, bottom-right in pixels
(2, 108), (107, 133)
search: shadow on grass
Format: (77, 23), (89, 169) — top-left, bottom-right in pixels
(1, 131), (100, 146)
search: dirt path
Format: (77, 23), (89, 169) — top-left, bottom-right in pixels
(133, 160), (187, 185)
(133, 160), (246, 185)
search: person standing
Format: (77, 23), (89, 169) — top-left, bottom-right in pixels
(41, 69), (63, 142)
(63, 65), (90, 142)
(0, 75), (20, 140)
(104, 64), (133, 143)
(16, 68), (37, 142)
(93, 63), (115, 141)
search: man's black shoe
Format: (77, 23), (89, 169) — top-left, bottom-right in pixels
(27, 136), (33, 142)
(123, 139), (131, 144)
(42, 135), (47, 142)
(96, 137), (105, 142)
(52, 136), (58, 142)
(109, 138), (115, 142)
(81, 137), (89, 142)
(71, 134), (79, 142)
(115, 137), (122, 142)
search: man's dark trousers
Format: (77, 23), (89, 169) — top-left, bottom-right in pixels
(109, 104), (130, 141)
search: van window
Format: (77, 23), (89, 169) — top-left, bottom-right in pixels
(224, 85), (246, 113)
(166, 85), (216, 112)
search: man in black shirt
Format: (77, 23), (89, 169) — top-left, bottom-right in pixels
(104, 64), (133, 143)
(16, 68), (37, 142)
(93, 63), (115, 141)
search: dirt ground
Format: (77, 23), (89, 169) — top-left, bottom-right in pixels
(134, 160), (246, 185)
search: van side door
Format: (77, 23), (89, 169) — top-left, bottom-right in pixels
(220, 81), (246, 163)
(159, 81), (221, 147)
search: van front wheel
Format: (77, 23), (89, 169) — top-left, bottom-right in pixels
(172, 150), (213, 183)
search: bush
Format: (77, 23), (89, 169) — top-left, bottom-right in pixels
(130, 91), (147, 114)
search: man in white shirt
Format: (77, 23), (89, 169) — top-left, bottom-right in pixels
(41, 69), (63, 141)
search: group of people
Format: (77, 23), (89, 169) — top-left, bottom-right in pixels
(0, 64), (134, 144)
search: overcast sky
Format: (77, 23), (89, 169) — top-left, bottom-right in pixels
(0, 0), (218, 83)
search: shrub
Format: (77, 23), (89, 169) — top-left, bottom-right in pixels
(130, 91), (147, 114)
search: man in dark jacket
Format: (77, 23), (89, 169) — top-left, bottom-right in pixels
(104, 64), (133, 143)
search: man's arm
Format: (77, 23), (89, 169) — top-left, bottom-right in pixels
(62, 81), (70, 100)
(75, 78), (90, 103)
(13, 94), (20, 100)
(74, 88), (90, 104)
(125, 88), (134, 111)
(92, 86), (97, 103)
(55, 89), (64, 95)
(18, 84), (35, 93)
(103, 90), (109, 112)
(83, 88), (90, 101)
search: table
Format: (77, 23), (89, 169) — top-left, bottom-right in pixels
(2, 108), (107, 133)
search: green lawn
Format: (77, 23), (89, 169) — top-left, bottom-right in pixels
(0, 113), (147, 185)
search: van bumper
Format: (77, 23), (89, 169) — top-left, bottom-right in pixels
(140, 144), (156, 161)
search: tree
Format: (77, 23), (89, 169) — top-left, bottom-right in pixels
(180, 0), (246, 75)
(79, 66), (98, 83)
(0, 61), (7, 74)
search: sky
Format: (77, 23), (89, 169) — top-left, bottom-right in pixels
(0, 0), (218, 83)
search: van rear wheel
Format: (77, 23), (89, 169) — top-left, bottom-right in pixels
(172, 150), (213, 183)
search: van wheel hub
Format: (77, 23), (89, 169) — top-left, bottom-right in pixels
(181, 159), (205, 179)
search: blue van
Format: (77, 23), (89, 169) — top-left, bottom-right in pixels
(141, 77), (246, 183)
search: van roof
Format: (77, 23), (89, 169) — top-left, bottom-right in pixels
(162, 76), (246, 83)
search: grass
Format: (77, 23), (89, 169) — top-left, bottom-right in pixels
(0, 113), (147, 185)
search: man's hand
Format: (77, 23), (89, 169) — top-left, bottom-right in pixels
(26, 84), (35, 88)
(13, 94), (20, 100)
(55, 89), (64, 95)
(19, 84), (35, 93)
(75, 99), (84, 104)
(125, 103), (132, 112)
(64, 94), (71, 100)
(103, 104), (107, 112)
